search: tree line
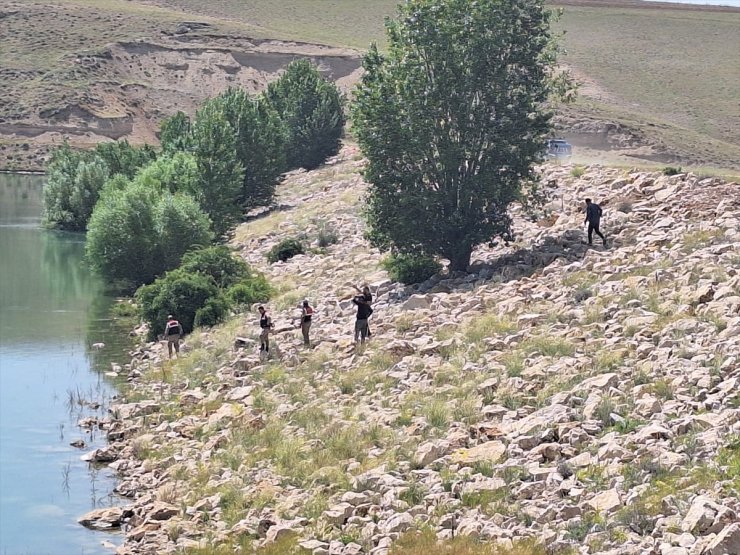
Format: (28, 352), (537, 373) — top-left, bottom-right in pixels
(43, 0), (569, 332)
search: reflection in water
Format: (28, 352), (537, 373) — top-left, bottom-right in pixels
(0, 173), (131, 554)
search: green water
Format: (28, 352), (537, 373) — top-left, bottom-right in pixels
(0, 174), (130, 554)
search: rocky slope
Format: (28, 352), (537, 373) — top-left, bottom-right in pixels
(80, 148), (739, 555)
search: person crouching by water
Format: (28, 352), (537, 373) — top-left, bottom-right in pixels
(258, 305), (274, 358)
(299, 300), (314, 347)
(164, 315), (182, 359)
(352, 289), (373, 345)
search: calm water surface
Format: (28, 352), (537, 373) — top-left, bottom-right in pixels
(0, 174), (131, 554)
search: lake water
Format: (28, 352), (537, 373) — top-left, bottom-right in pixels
(0, 174), (131, 554)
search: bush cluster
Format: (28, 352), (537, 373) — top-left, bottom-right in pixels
(267, 238), (305, 263)
(43, 59), (344, 293)
(382, 253), (441, 284)
(136, 246), (272, 340)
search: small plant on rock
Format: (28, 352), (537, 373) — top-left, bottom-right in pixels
(382, 253), (442, 284)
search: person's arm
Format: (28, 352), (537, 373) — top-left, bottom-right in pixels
(584, 207), (589, 225)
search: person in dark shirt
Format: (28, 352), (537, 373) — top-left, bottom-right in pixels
(352, 289), (373, 344)
(584, 198), (607, 247)
(163, 315), (182, 359)
(257, 306), (273, 356)
(353, 284), (373, 338)
(299, 300), (314, 347)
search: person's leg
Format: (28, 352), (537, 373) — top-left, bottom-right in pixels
(302, 322), (310, 346)
(264, 332), (270, 354)
(360, 320), (368, 344)
(587, 222), (594, 245)
(167, 340), (173, 358)
(260, 330), (267, 351)
(173, 339), (180, 357)
(354, 319), (361, 342)
(594, 223), (606, 245)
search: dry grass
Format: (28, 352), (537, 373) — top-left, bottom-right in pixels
(390, 530), (548, 555)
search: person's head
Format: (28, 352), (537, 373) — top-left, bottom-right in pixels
(167, 314), (174, 320)
(585, 198), (592, 205)
(258, 306), (265, 314)
(362, 285), (370, 294)
(302, 299), (309, 307)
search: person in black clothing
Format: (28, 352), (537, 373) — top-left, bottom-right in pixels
(299, 300), (314, 347)
(257, 306), (273, 356)
(353, 284), (373, 338)
(352, 290), (372, 344)
(163, 315), (182, 359)
(584, 198), (607, 247)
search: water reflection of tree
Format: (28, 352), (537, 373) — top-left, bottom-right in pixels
(41, 231), (95, 304)
(84, 294), (136, 376)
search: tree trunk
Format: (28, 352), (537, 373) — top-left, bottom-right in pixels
(446, 244), (472, 273)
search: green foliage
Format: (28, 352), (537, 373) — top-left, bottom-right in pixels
(136, 247), (272, 338)
(93, 140), (156, 178)
(43, 145), (109, 231)
(180, 246), (250, 288)
(194, 295), (231, 328)
(43, 141), (157, 231)
(382, 253), (441, 284)
(135, 152), (199, 193)
(227, 276), (273, 307)
(662, 166), (682, 176)
(570, 165), (586, 178)
(86, 182), (213, 288)
(159, 111), (193, 153)
(136, 269), (220, 339)
(352, 0), (566, 271)
(190, 101), (245, 236)
(265, 59), (345, 170)
(213, 88), (286, 207)
(267, 238), (305, 263)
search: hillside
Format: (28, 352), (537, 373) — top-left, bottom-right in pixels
(79, 148), (740, 555)
(1, 0), (739, 173)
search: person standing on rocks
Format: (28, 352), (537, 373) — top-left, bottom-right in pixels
(257, 306), (274, 358)
(584, 198), (607, 247)
(352, 288), (373, 345)
(353, 284), (373, 338)
(298, 299), (314, 347)
(163, 315), (182, 359)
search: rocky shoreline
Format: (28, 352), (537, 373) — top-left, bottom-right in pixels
(78, 149), (739, 554)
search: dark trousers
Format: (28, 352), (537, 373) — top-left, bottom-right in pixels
(588, 221), (606, 245)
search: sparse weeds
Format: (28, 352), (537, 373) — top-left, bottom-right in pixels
(465, 314), (517, 344)
(521, 335), (575, 358)
(681, 228), (724, 253)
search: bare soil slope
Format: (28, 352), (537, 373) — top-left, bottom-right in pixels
(1, 0), (738, 173)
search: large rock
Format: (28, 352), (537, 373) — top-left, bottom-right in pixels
(413, 440), (449, 467)
(78, 507), (125, 530)
(381, 512), (415, 534)
(681, 496), (717, 534)
(451, 441), (506, 464)
(323, 502), (353, 527)
(401, 295), (431, 311)
(705, 523), (740, 555)
(585, 489), (622, 514)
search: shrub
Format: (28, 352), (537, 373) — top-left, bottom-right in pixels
(136, 269), (219, 339)
(264, 59), (345, 170)
(570, 165), (586, 178)
(180, 246), (250, 288)
(227, 276), (273, 306)
(194, 295), (231, 328)
(159, 111), (192, 153)
(662, 166), (682, 176)
(382, 253), (441, 284)
(135, 152), (199, 193)
(86, 182), (213, 288)
(267, 238), (305, 263)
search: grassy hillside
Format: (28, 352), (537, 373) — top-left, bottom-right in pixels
(1, 0), (739, 171)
